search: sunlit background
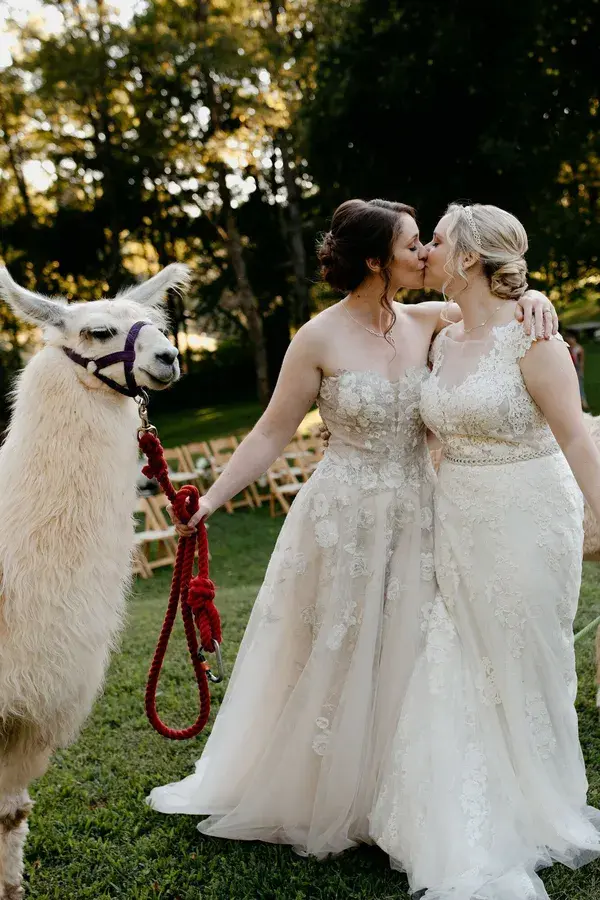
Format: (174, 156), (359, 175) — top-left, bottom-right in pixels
(1, 0), (599, 423)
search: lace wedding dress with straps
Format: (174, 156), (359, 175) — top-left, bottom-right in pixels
(370, 321), (600, 900)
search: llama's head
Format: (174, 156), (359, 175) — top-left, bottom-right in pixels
(0, 264), (191, 393)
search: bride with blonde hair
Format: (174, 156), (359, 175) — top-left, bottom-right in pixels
(370, 202), (600, 900)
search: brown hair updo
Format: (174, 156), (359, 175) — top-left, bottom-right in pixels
(317, 198), (416, 337)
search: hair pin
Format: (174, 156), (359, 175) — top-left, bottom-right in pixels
(464, 206), (482, 247)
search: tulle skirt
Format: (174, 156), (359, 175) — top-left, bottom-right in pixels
(149, 459), (437, 858)
(370, 453), (600, 899)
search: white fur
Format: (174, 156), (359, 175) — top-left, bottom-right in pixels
(0, 348), (140, 744)
(0, 263), (189, 891)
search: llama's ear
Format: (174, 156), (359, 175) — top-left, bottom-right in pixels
(120, 263), (192, 307)
(0, 268), (69, 329)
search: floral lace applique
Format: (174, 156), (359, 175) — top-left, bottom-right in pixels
(317, 368), (431, 492)
(420, 552), (435, 582)
(525, 692), (557, 760)
(476, 657), (501, 707)
(424, 597), (457, 696)
(312, 716), (331, 756)
(326, 597), (361, 651)
(422, 322), (563, 466)
(461, 742), (490, 847)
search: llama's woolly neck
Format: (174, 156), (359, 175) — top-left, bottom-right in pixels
(0, 342), (150, 748)
(0, 346), (140, 598)
(6, 345), (134, 439)
(1, 348), (138, 486)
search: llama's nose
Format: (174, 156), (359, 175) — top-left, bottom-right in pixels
(155, 346), (179, 366)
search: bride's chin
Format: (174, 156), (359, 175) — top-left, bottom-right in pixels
(424, 274), (442, 293)
(403, 274), (426, 290)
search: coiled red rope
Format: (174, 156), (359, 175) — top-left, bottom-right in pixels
(139, 430), (222, 740)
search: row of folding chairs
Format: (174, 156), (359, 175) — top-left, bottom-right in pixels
(133, 492), (213, 578)
(157, 426), (325, 519)
(133, 427), (325, 576)
(132, 494), (178, 578)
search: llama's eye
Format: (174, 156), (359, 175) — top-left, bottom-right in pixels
(86, 328), (117, 341)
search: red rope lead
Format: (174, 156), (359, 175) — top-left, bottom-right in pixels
(139, 431), (222, 740)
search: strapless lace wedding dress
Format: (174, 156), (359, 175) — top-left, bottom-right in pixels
(149, 367), (437, 858)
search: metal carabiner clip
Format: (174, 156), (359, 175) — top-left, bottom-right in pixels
(197, 640), (225, 684)
(136, 389), (157, 437)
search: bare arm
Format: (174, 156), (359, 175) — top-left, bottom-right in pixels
(414, 292), (559, 338)
(403, 300), (461, 341)
(521, 338), (600, 522)
(201, 325), (322, 516)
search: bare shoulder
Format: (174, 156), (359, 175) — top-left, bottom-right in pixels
(520, 333), (571, 371)
(402, 300), (444, 324)
(301, 303), (342, 332)
(289, 304), (340, 357)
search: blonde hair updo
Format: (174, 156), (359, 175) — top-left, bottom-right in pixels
(443, 203), (529, 301)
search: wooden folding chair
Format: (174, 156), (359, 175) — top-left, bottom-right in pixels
(162, 446), (201, 490)
(180, 442), (212, 493)
(282, 438), (312, 482)
(149, 492), (213, 561)
(267, 456), (303, 517)
(134, 496), (177, 572)
(147, 494), (176, 532)
(206, 436), (255, 513)
(232, 433), (267, 508)
(295, 434), (324, 477)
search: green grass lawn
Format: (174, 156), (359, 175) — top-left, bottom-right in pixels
(151, 402), (321, 449)
(26, 505), (600, 899)
(151, 401), (263, 447)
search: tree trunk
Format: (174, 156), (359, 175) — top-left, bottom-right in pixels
(218, 170), (270, 408)
(267, 5), (308, 329)
(277, 133), (310, 327)
(269, 1), (281, 28)
(0, 102), (33, 222)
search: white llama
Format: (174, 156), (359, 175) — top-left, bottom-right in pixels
(0, 263), (189, 899)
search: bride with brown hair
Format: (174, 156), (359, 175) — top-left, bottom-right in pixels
(148, 198), (555, 859)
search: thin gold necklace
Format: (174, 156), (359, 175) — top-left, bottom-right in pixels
(342, 298), (395, 344)
(462, 303), (504, 335)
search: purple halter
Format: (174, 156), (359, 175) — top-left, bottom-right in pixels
(63, 320), (148, 398)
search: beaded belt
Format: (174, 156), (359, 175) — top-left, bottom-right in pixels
(443, 445), (561, 467)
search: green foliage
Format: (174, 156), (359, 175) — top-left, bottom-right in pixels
(1, 0), (599, 404)
(304, 0), (600, 299)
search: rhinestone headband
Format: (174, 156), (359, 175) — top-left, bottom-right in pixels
(463, 206), (482, 247)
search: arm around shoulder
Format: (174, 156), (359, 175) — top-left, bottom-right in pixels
(405, 300), (461, 335)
